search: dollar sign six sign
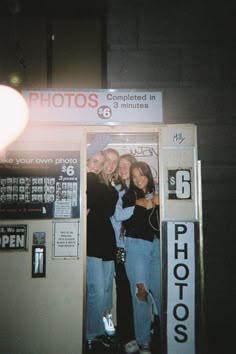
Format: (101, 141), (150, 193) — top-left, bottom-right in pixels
(61, 165), (75, 176)
(97, 105), (112, 119)
(168, 169), (191, 199)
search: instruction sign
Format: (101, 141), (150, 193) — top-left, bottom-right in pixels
(54, 222), (79, 258)
(0, 151), (80, 219)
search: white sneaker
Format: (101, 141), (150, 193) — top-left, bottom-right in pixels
(124, 339), (139, 353)
(102, 314), (115, 336)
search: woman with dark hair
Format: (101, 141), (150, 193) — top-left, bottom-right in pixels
(122, 161), (160, 354)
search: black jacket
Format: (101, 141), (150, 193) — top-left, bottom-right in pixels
(87, 172), (118, 260)
(122, 190), (160, 242)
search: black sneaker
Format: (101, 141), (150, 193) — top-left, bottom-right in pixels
(93, 334), (112, 348)
(139, 344), (151, 354)
(88, 335), (112, 354)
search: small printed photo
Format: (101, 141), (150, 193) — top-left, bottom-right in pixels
(1, 186), (7, 194)
(1, 179), (6, 186)
(37, 195), (43, 202)
(19, 178), (25, 185)
(56, 190), (61, 199)
(13, 186), (18, 193)
(44, 185), (51, 192)
(61, 191), (67, 199)
(32, 186), (38, 193)
(25, 194), (31, 202)
(25, 186), (30, 193)
(67, 183), (73, 190)
(48, 194), (55, 202)
(44, 194), (51, 203)
(25, 178), (31, 185)
(49, 178), (55, 186)
(49, 186), (55, 193)
(6, 194), (12, 201)
(44, 178), (50, 185)
(0, 195), (6, 202)
(56, 182), (62, 190)
(13, 178), (18, 185)
(6, 178), (13, 185)
(67, 190), (72, 199)
(32, 178), (38, 185)
(37, 186), (43, 193)
(38, 178), (43, 185)
(6, 186), (13, 193)
(31, 194), (38, 202)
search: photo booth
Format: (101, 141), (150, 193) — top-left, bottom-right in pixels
(0, 89), (203, 354)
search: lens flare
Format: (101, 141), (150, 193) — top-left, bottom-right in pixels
(0, 85), (29, 151)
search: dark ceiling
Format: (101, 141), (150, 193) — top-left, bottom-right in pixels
(0, 0), (106, 18)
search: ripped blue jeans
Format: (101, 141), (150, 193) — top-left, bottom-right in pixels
(125, 237), (160, 346)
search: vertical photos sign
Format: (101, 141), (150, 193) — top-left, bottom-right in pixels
(162, 221), (197, 354)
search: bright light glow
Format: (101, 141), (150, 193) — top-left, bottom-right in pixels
(0, 85), (29, 151)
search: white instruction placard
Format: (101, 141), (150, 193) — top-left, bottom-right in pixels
(54, 222), (79, 257)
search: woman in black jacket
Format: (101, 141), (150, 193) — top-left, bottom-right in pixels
(86, 172), (118, 349)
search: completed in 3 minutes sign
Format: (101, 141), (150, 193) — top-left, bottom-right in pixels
(22, 89), (163, 125)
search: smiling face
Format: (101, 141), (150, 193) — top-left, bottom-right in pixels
(118, 157), (132, 182)
(132, 167), (148, 193)
(87, 151), (105, 175)
(103, 151), (119, 176)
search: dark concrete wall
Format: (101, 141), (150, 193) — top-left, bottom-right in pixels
(107, 1), (236, 353)
(0, 16), (102, 88)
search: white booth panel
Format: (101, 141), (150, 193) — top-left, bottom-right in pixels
(0, 220), (83, 354)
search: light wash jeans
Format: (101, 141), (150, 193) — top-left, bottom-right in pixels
(125, 237), (160, 346)
(86, 256), (114, 341)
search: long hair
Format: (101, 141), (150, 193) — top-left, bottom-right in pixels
(122, 161), (155, 207)
(116, 153), (137, 191)
(99, 148), (120, 185)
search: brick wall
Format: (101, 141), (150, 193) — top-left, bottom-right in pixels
(107, 1), (236, 353)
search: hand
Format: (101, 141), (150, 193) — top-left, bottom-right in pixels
(151, 193), (160, 205)
(136, 198), (154, 209)
(136, 198), (147, 208)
